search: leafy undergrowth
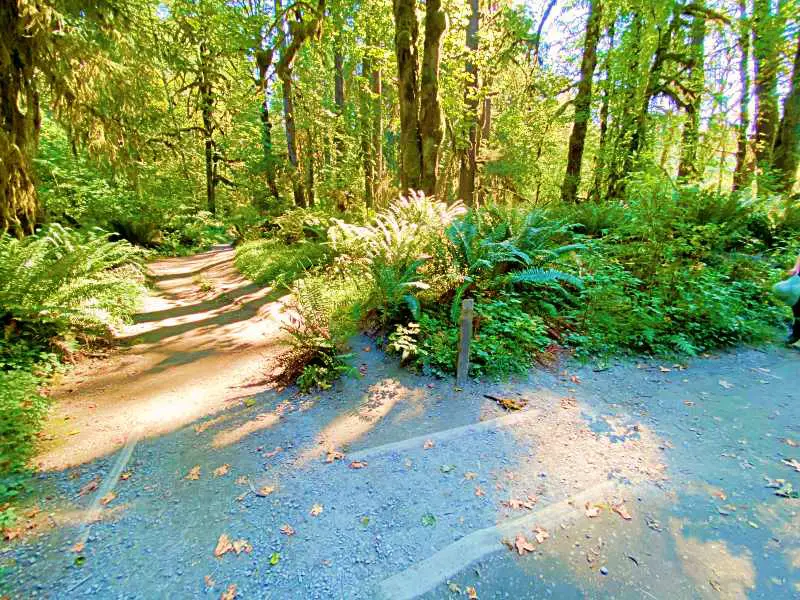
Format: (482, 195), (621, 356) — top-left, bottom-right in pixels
(237, 186), (796, 391)
(0, 225), (145, 523)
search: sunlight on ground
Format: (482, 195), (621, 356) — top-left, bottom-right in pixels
(295, 378), (420, 466)
(670, 518), (756, 599)
(211, 412), (281, 448)
(36, 247), (291, 471)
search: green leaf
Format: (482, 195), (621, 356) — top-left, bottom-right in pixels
(421, 513), (436, 527)
(269, 552), (280, 565)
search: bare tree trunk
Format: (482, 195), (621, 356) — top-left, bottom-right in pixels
(277, 0), (306, 207)
(260, 100), (281, 202)
(590, 22), (614, 202)
(361, 53), (375, 207)
(753, 0), (782, 166)
(561, 0), (602, 203)
(773, 32), (800, 192)
(392, 0), (422, 192)
(419, 0), (446, 196)
(0, 1), (40, 236)
(334, 44), (346, 165)
(371, 66), (383, 183)
(733, 0), (752, 191)
(458, 0), (480, 205)
(306, 133), (316, 207)
(199, 41), (217, 214)
(677, 12), (706, 180)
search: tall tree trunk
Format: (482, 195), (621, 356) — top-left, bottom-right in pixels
(561, 0), (602, 203)
(629, 6), (681, 160)
(0, 2), (40, 236)
(733, 0), (752, 191)
(419, 0), (446, 196)
(371, 65), (383, 184)
(458, 0), (480, 205)
(334, 44), (346, 165)
(256, 49), (280, 203)
(392, 0), (422, 192)
(590, 21), (614, 202)
(260, 100), (281, 202)
(277, 0), (306, 207)
(752, 0), (782, 166)
(306, 133), (316, 207)
(199, 41), (216, 214)
(677, 12), (706, 180)
(773, 32), (800, 192)
(361, 53), (375, 207)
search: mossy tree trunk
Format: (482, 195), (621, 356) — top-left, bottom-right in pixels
(392, 0), (422, 192)
(772, 32), (800, 192)
(419, 0), (446, 197)
(458, 0), (479, 206)
(561, 0), (602, 203)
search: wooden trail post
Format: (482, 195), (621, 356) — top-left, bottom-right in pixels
(456, 298), (474, 387)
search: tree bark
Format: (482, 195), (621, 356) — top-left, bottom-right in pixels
(361, 53), (375, 207)
(772, 32), (800, 192)
(677, 12), (706, 180)
(733, 0), (752, 191)
(277, 0), (306, 207)
(334, 44), (346, 165)
(199, 41), (217, 214)
(392, 0), (422, 192)
(561, 0), (602, 203)
(458, 0), (480, 205)
(0, 1), (40, 236)
(419, 0), (446, 196)
(371, 65), (383, 184)
(590, 21), (614, 202)
(752, 0), (782, 166)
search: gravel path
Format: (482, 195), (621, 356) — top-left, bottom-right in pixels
(2, 247), (798, 598)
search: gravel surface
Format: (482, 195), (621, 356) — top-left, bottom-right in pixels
(2, 342), (798, 599)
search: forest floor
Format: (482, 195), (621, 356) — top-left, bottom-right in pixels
(2, 248), (800, 599)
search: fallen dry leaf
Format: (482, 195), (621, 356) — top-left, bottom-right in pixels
(612, 503), (632, 520)
(783, 438), (798, 447)
(782, 458), (800, 473)
(514, 533), (535, 555)
(711, 490), (727, 501)
(533, 527), (550, 544)
(280, 524), (295, 536)
(256, 485), (275, 497)
(310, 503), (323, 517)
(3, 527), (22, 541)
(264, 447), (283, 459)
(423, 439), (435, 450)
(466, 586), (478, 599)
(213, 464), (230, 477)
(220, 583), (237, 600)
(235, 476), (249, 486)
(325, 450), (344, 463)
(464, 472), (477, 480)
(185, 466), (201, 481)
(502, 497), (535, 510)
(475, 486), (485, 497)
(214, 534), (233, 558)
(584, 503), (601, 518)
(119, 472), (132, 481)
(232, 539), (252, 554)
(204, 575), (215, 588)
(99, 491), (116, 506)
(718, 379), (734, 390)
(349, 460), (368, 469)
(659, 366), (672, 373)
(71, 541), (85, 553)
(78, 477), (101, 496)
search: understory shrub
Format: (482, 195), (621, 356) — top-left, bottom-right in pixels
(241, 185), (797, 391)
(0, 225), (146, 515)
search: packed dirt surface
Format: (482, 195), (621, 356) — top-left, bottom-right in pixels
(4, 249), (799, 599)
(35, 245), (291, 471)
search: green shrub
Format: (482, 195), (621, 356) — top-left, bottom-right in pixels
(235, 238), (329, 287)
(0, 371), (47, 476)
(0, 225), (145, 339)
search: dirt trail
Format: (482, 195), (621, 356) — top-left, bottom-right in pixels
(36, 245), (291, 471)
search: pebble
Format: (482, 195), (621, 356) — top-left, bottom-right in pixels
(600, 566), (608, 576)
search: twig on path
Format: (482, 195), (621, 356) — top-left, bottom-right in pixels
(66, 576), (91, 594)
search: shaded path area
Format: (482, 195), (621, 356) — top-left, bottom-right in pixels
(35, 245), (292, 471)
(2, 335), (798, 598)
